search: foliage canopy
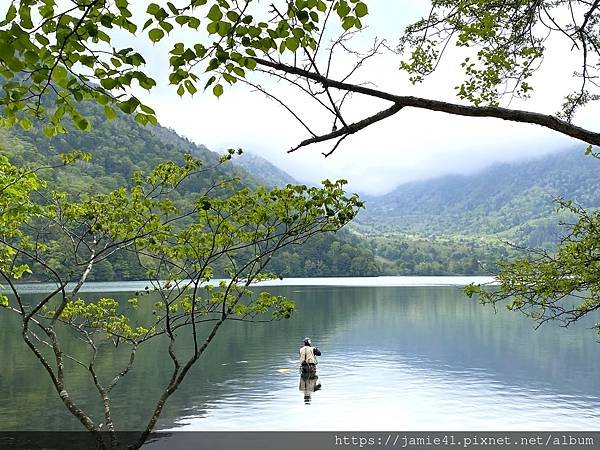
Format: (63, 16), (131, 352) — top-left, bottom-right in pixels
(2, 0), (600, 154)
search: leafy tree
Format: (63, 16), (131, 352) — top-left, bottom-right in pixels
(0, 154), (362, 448)
(1, 1), (600, 155)
(466, 198), (600, 340)
(0, 1), (382, 444)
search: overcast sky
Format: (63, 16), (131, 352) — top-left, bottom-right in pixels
(124, 0), (597, 195)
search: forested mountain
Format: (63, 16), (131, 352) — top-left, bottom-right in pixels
(0, 102), (380, 281)
(349, 147), (600, 275)
(5, 97), (594, 279)
(359, 148), (599, 246)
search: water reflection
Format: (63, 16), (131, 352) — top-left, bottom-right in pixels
(1, 284), (600, 431)
(299, 373), (321, 404)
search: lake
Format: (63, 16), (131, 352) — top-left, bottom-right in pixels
(1, 277), (599, 431)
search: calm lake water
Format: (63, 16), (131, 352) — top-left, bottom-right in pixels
(1, 277), (599, 431)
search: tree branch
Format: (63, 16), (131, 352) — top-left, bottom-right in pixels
(289, 102), (404, 154)
(255, 57), (600, 147)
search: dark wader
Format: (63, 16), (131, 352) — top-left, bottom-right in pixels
(300, 361), (317, 375)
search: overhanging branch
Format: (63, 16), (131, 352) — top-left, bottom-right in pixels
(255, 58), (600, 147)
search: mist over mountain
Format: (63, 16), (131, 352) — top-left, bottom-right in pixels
(358, 148), (599, 243)
(232, 151), (297, 187)
(194, 145), (600, 274)
(4, 92), (596, 278)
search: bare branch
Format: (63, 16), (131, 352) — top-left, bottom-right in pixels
(289, 102), (404, 154)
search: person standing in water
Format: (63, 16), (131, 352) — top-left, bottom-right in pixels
(299, 337), (321, 374)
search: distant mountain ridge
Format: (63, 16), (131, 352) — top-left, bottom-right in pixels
(357, 148), (600, 245)
(235, 147), (600, 275)
(6, 98), (596, 277)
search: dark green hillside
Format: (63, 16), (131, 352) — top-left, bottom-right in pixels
(359, 148), (599, 246)
(7, 102), (223, 190)
(0, 102), (380, 280)
(347, 148), (600, 275)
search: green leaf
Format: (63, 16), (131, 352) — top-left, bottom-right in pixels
(140, 104), (156, 115)
(213, 83), (224, 98)
(142, 18), (153, 30)
(167, 2), (178, 14)
(355, 2), (368, 18)
(204, 75), (216, 89)
(135, 113), (149, 125)
(185, 80), (198, 95)
(286, 37), (300, 52)
(159, 20), (174, 33)
(19, 117), (32, 130)
(342, 16), (355, 31)
(118, 97), (141, 114)
(76, 117), (91, 131)
(1, 5), (17, 26)
(100, 77), (118, 90)
(175, 15), (189, 26)
(104, 106), (118, 120)
(206, 21), (218, 34)
(188, 17), (201, 29)
(148, 28), (165, 42)
(146, 3), (161, 15)
(43, 126), (57, 138)
(52, 65), (68, 82)
(35, 33), (50, 46)
(207, 5), (223, 21)
(336, 1), (351, 18)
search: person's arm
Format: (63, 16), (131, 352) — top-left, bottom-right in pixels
(313, 347), (321, 356)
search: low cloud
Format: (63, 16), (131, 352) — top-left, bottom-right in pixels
(126, 0), (595, 195)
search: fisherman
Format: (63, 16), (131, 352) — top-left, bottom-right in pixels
(299, 337), (321, 375)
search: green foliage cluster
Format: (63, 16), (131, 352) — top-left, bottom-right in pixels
(466, 198), (600, 338)
(401, 0), (540, 104)
(0, 154), (43, 306)
(399, 0), (600, 118)
(0, 0), (368, 136)
(0, 0), (157, 135)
